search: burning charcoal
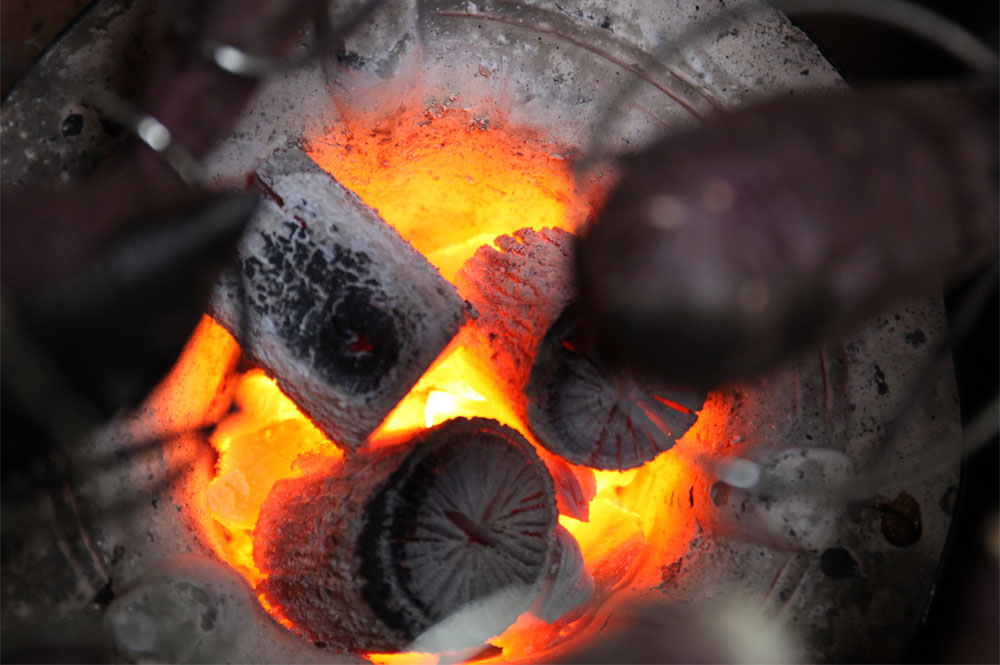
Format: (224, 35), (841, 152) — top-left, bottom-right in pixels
(454, 227), (598, 503)
(454, 227), (576, 399)
(253, 417), (558, 653)
(526, 306), (706, 470)
(210, 146), (470, 449)
(454, 226), (701, 469)
(533, 526), (594, 624)
(537, 448), (597, 522)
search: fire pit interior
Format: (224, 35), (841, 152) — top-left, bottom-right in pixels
(150, 102), (726, 660)
(0, 1), (973, 663)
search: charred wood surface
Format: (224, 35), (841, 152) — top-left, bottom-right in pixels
(210, 146), (469, 449)
(456, 227), (704, 470)
(253, 417), (558, 653)
(454, 227), (599, 505)
(533, 525), (594, 624)
(527, 307), (706, 470)
(454, 227), (576, 398)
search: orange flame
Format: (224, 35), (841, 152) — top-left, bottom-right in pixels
(150, 104), (720, 663)
(306, 106), (597, 281)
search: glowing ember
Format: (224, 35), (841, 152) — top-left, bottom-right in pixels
(204, 369), (343, 584)
(306, 106), (597, 281)
(149, 104), (721, 662)
(376, 345), (517, 439)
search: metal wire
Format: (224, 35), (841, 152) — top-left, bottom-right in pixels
(2, 0), (397, 483)
(182, 0), (390, 77)
(73, 0), (394, 188)
(80, 87), (206, 187)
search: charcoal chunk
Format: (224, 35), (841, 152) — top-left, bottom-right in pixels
(454, 226), (575, 399)
(210, 146), (470, 448)
(254, 417), (558, 653)
(456, 228), (703, 470)
(454, 227), (598, 500)
(527, 306), (705, 470)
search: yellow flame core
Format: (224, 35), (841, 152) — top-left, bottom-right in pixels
(376, 346), (517, 439)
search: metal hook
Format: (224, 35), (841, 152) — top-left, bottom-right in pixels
(80, 87), (205, 187)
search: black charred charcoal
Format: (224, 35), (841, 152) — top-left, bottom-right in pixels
(210, 146), (470, 449)
(526, 306), (706, 470)
(453, 226), (702, 471)
(363, 418), (558, 640)
(254, 417), (558, 653)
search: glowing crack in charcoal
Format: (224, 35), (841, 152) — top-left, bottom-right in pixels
(152, 105), (725, 662)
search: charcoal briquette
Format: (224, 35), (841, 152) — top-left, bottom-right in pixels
(253, 417), (558, 652)
(210, 146), (470, 449)
(527, 306), (706, 470)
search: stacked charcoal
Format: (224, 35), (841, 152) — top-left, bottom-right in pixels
(213, 147), (701, 652)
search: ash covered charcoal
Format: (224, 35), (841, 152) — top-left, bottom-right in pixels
(527, 306), (706, 470)
(210, 146), (469, 449)
(454, 227), (576, 398)
(455, 227), (703, 470)
(454, 227), (596, 515)
(532, 525), (594, 624)
(253, 417), (558, 653)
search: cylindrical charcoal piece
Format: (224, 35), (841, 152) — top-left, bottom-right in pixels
(455, 226), (598, 505)
(527, 306), (706, 470)
(253, 417), (558, 653)
(533, 526), (594, 624)
(454, 226), (576, 400)
(211, 147), (470, 450)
